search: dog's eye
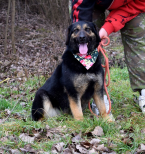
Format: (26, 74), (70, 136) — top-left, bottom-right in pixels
(73, 29), (79, 33)
(85, 28), (91, 32)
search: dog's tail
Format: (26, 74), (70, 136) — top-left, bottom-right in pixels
(31, 89), (47, 121)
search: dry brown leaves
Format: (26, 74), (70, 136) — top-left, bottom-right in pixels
(0, 9), (65, 85)
(0, 125), (119, 154)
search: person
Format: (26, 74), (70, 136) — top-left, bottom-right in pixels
(71, 0), (145, 113)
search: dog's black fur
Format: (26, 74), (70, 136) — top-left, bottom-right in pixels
(31, 21), (110, 121)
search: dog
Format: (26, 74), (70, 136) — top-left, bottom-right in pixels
(31, 21), (111, 121)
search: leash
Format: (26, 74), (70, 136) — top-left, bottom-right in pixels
(88, 36), (111, 116)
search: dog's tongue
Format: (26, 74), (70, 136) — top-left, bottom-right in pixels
(79, 43), (88, 54)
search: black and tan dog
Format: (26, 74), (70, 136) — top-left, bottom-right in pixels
(31, 21), (111, 121)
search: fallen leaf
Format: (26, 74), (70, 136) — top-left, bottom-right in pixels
(80, 141), (92, 149)
(0, 136), (8, 142)
(10, 149), (21, 154)
(13, 112), (22, 119)
(92, 126), (104, 136)
(90, 138), (101, 145)
(95, 144), (109, 152)
(63, 148), (72, 154)
(76, 145), (88, 153)
(120, 130), (125, 134)
(20, 102), (26, 107)
(72, 133), (82, 143)
(19, 133), (35, 143)
(51, 149), (58, 154)
(4, 109), (11, 115)
(55, 142), (65, 152)
(20, 144), (37, 153)
(122, 137), (133, 147)
(141, 144), (145, 151)
(17, 70), (25, 78)
(46, 131), (53, 139)
(88, 148), (98, 154)
(51, 142), (65, 153)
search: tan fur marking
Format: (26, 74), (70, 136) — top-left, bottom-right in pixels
(73, 74), (88, 98)
(93, 94), (112, 122)
(68, 97), (83, 120)
(71, 32), (79, 39)
(38, 117), (45, 122)
(83, 24), (88, 29)
(76, 25), (81, 29)
(93, 94), (107, 117)
(71, 25), (81, 38)
(43, 97), (60, 118)
(73, 73), (98, 97)
(89, 32), (95, 37)
(71, 33), (76, 38)
(94, 73), (103, 90)
(82, 24), (95, 37)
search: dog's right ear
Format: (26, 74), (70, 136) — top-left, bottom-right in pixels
(65, 25), (72, 45)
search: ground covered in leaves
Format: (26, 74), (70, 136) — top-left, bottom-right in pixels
(0, 9), (145, 154)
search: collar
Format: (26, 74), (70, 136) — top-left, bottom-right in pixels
(73, 49), (98, 70)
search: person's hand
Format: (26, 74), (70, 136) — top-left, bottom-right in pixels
(99, 28), (108, 44)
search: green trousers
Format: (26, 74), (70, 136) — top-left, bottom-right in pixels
(93, 9), (145, 92)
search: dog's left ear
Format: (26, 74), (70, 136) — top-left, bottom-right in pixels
(91, 23), (101, 43)
(65, 25), (72, 45)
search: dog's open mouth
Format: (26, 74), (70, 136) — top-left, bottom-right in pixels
(79, 43), (88, 55)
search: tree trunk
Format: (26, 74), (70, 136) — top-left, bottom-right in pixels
(4, 0), (11, 56)
(11, 0), (16, 54)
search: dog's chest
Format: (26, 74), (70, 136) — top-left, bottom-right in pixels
(73, 73), (100, 93)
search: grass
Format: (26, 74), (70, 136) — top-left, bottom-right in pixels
(0, 67), (145, 153)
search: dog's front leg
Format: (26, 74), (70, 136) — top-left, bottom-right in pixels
(68, 97), (83, 120)
(93, 93), (112, 122)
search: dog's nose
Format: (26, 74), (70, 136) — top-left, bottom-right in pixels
(80, 36), (85, 41)
(79, 31), (85, 42)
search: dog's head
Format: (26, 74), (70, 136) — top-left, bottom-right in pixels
(66, 21), (101, 54)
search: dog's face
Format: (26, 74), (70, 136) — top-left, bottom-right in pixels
(66, 21), (101, 54)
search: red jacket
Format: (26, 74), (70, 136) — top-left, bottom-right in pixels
(72, 0), (145, 35)
(102, 0), (145, 35)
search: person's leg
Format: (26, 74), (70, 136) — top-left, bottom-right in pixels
(121, 13), (145, 92)
(93, 6), (105, 63)
(121, 13), (145, 113)
(93, 6), (105, 29)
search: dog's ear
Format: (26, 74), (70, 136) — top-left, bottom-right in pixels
(91, 23), (101, 43)
(65, 25), (72, 45)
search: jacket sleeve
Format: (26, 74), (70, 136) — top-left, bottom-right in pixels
(102, 0), (145, 35)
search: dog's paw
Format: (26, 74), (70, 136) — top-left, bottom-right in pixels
(104, 114), (115, 122)
(102, 113), (115, 123)
(74, 116), (84, 121)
